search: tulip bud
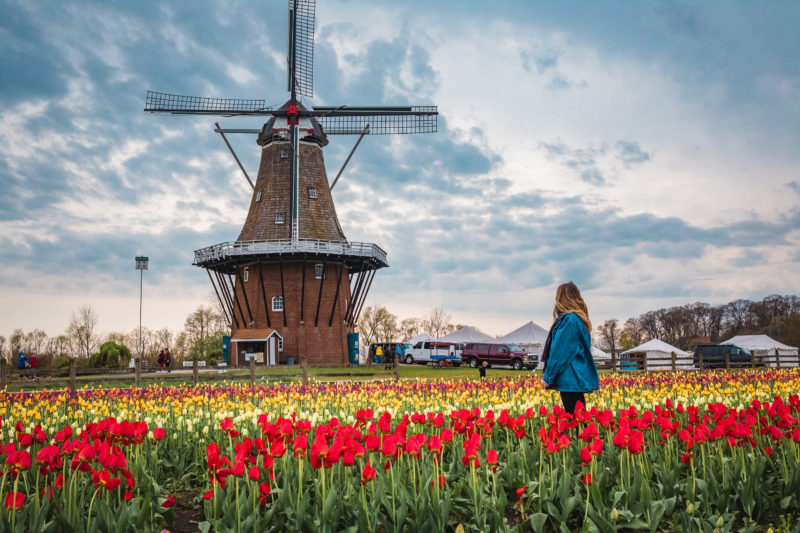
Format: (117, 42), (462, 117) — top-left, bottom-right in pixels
(766, 529), (774, 533)
(610, 508), (619, 521)
(716, 517), (724, 527)
(686, 503), (694, 514)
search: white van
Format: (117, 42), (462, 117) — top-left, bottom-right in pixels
(404, 341), (464, 365)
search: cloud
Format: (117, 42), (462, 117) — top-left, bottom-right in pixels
(616, 141), (651, 164)
(1, 0), (798, 337)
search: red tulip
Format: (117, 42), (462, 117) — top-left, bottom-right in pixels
(5, 492), (24, 510)
(163, 495), (176, 508)
(153, 428), (166, 440)
(361, 462), (376, 485)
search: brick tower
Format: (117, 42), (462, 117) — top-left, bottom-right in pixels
(145, 0), (436, 366)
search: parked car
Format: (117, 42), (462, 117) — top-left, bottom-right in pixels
(693, 344), (762, 368)
(460, 343), (537, 370)
(404, 341), (463, 365)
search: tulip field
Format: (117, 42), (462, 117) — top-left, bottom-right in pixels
(2, 369), (800, 532)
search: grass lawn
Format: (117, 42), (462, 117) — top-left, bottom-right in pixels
(3, 363), (545, 391)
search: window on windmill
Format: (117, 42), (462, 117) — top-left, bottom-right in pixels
(243, 267), (249, 283)
(272, 296), (284, 312)
(280, 149), (289, 159)
(275, 213), (285, 224)
(256, 191), (262, 202)
(307, 187), (317, 199)
(278, 338), (284, 351)
(315, 264), (324, 279)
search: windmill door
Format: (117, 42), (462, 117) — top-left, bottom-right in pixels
(268, 337), (277, 366)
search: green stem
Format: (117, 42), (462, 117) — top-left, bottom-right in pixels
(390, 462), (397, 527)
(361, 485), (371, 531)
(235, 477), (241, 533)
(86, 489), (99, 533)
(10, 475), (20, 533)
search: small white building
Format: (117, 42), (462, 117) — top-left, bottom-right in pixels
(497, 321), (549, 354)
(437, 327), (495, 343)
(721, 335), (799, 367)
(620, 339), (694, 370)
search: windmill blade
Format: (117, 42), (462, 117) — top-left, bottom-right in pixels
(288, 0), (315, 98)
(144, 91), (274, 116)
(313, 106), (438, 135)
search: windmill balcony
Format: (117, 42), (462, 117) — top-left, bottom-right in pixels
(193, 239), (388, 273)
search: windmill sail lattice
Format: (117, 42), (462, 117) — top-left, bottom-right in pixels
(145, 0), (437, 366)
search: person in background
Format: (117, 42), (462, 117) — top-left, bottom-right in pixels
(164, 348), (172, 373)
(396, 343), (403, 363)
(158, 349), (165, 370)
(541, 281), (599, 415)
(30, 353), (38, 377)
(17, 351), (27, 370)
(374, 345), (383, 365)
(479, 361), (488, 380)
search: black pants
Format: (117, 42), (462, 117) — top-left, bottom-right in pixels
(560, 392), (586, 415)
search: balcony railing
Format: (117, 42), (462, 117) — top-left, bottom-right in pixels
(194, 239), (388, 266)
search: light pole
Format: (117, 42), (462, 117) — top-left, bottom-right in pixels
(135, 256), (149, 359)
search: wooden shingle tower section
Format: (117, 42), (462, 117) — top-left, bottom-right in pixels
(145, 0), (436, 366)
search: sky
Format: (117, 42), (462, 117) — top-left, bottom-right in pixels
(1, 0), (799, 340)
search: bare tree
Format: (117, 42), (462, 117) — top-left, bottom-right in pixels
(596, 319), (621, 357)
(356, 306), (399, 345)
(623, 318), (646, 346)
(183, 305), (225, 360)
(722, 299), (754, 337)
(0, 335), (5, 359)
(156, 328), (174, 350)
(9, 329), (25, 356)
(47, 335), (71, 358)
(424, 306), (453, 339)
(28, 329), (48, 354)
(399, 318), (423, 341)
(104, 331), (128, 346)
(67, 305), (99, 358)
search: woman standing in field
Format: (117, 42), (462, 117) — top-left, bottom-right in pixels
(541, 281), (599, 414)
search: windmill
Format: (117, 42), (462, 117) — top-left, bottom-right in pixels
(144, 0), (437, 366)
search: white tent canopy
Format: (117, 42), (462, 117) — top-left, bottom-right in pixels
(591, 346), (610, 360)
(621, 339), (692, 370)
(497, 321), (549, 352)
(407, 333), (434, 345)
(437, 326), (495, 343)
(721, 335), (798, 367)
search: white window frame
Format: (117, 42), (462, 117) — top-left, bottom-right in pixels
(315, 264), (324, 279)
(271, 296), (284, 312)
(278, 338), (284, 351)
(280, 149), (289, 159)
(307, 187), (317, 199)
(275, 213), (285, 224)
(243, 267), (249, 283)
(256, 191), (262, 202)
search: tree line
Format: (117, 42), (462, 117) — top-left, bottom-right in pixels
(0, 302), (229, 370)
(356, 306), (478, 346)
(595, 294), (800, 356)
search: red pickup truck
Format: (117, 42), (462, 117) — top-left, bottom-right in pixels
(461, 343), (538, 370)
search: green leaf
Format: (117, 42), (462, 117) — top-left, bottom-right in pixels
(780, 495), (792, 510)
(530, 513), (548, 532)
(198, 521), (211, 533)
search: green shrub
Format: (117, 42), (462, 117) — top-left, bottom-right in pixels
(52, 356), (71, 369)
(89, 353), (103, 368)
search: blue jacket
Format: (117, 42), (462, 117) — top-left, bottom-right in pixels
(542, 313), (599, 393)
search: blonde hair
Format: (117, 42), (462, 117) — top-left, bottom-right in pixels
(553, 281), (592, 332)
